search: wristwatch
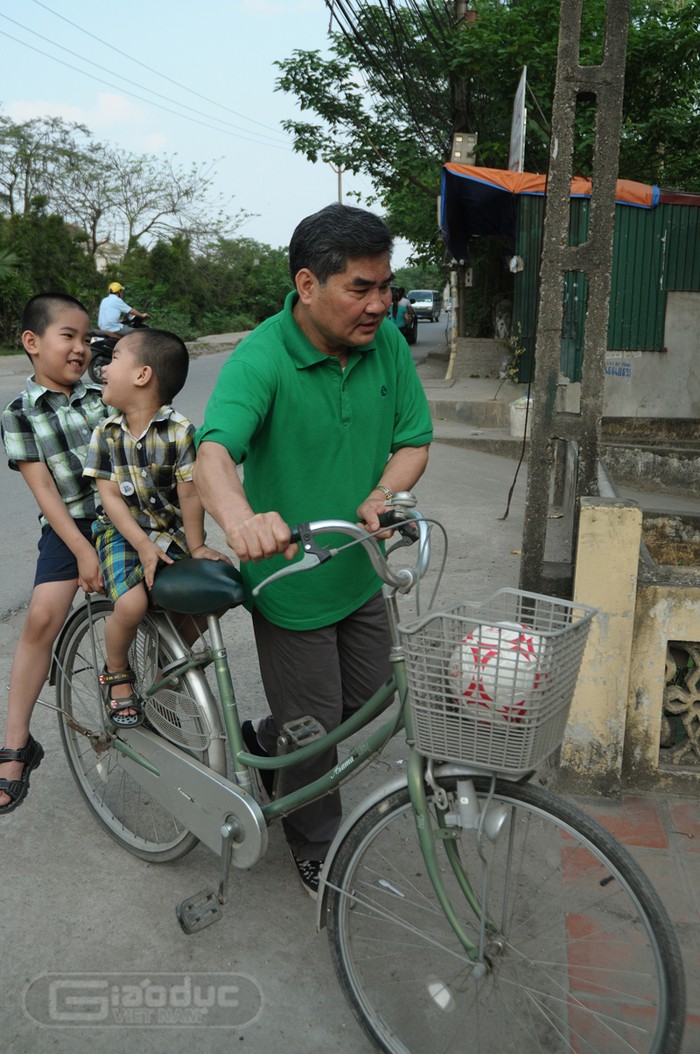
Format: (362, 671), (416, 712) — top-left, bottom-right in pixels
(374, 484), (393, 503)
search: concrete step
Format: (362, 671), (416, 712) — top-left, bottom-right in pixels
(428, 395), (508, 429)
(432, 420), (528, 458)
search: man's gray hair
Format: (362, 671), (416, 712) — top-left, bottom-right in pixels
(289, 202), (393, 285)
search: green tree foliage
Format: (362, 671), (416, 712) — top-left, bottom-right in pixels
(0, 110), (292, 349)
(0, 201), (103, 347)
(450, 0), (700, 187)
(112, 234), (292, 341)
(276, 0), (700, 264)
(394, 262), (445, 292)
(0, 113), (244, 258)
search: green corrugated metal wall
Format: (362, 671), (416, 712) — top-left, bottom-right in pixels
(512, 197), (700, 382)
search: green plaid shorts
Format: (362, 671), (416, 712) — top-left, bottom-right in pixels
(92, 520), (188, 602)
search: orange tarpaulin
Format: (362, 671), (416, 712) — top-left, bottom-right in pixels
(443, 164), (657, 208)
(440, 164), (660, 259)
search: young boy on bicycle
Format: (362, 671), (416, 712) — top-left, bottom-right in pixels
(0, 292), (105, 813)
(83, 327), (226, 727)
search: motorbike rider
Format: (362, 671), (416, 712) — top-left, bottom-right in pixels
(97, 282), (149, 336)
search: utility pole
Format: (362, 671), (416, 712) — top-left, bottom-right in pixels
(451, 1), (476, 345)
(328, 160), (345, 203)
(519, 0), (630, 595)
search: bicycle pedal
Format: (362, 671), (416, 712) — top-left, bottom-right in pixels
(279, 715), (325, 749)
(176, 888), (222, 934)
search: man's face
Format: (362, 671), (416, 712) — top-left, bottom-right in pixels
(23, 305), (91, 396)
(295, 252), (393, 354)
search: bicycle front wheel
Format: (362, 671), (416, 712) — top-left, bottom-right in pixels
(56, 599), (224, 862)
(326, 775), (684, 1054)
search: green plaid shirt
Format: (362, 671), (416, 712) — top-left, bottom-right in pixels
(84, 406), (196, 553)
(1, 377), (106, 526)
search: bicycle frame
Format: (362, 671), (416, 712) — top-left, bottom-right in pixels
(101, 596), (493, 957)
(55, 505), (494, 952)
(111, 607), (405, 827)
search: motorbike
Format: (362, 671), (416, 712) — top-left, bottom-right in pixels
(87, 315), (149, 384)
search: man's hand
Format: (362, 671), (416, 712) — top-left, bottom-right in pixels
(357, 495), (394, 538)
(225, 511), (297, 563)
(137, 539), (174, 588)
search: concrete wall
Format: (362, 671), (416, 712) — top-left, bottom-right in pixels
(623, 578), (700, 789)
(558, 499), (642, 794)
(561, 291), (700, 419)
(453, 337), (507, 380)
(558, 496), (700, 795)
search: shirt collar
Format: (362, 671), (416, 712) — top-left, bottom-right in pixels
(280, 290), (376, 369)
(105, 404), (175, 439)
(26, 375), (99, 407)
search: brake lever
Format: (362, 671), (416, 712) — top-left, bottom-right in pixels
(377, 510), (419, 551)
(251, 523), (334, 597)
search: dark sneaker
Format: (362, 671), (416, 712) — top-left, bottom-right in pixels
(241, 719), (274, 799)
(289, 849), (322, 901)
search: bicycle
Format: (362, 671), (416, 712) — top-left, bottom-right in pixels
(50, 494), (686, 1054)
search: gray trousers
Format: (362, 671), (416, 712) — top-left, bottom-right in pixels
(252, 591), (392, 860)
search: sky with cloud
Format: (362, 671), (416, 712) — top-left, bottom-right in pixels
(0, 0), (411, 261)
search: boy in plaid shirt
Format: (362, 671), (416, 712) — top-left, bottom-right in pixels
(84, 327), (226, 726)
(0, 293), (105, 813)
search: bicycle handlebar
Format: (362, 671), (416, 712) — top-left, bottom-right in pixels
(252, 495), (430, 598)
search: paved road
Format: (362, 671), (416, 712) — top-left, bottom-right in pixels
(0, 334), (531, 1054)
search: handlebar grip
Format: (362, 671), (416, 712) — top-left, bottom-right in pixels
(378, 509), (419, 542)
(289, 513), (417, 547)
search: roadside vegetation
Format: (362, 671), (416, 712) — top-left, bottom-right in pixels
(278, 0), (700, 333)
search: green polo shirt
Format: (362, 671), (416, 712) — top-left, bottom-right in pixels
(195, 291), (433, 629)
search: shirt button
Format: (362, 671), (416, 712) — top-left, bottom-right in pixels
(136, 443), (142, 449)
(142, 470), (147, 477)
(150, 497), (156, 504)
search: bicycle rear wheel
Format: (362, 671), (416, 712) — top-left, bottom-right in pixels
(326, 775), (685, 1054)
(56, 599), (224, 862)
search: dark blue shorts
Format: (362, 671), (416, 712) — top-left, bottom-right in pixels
(34, 518), (95, 587)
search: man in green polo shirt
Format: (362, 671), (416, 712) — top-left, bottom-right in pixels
(194, 202), (432, 899)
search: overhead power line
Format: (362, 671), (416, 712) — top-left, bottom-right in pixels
(323, 0), (455, 154)
(29, 0), (288, 139)
(0, 24), (293, 153)
(0, 10), (288, 152)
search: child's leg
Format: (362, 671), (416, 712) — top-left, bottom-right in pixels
(103, 583), (149, 715)
(0, 579), (78, 807)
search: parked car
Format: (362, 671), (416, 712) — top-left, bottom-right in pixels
(407, 289), (442, 323)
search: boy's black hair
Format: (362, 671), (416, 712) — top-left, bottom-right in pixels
(21, 292), (89, 335)
(130, 328), (189, 405)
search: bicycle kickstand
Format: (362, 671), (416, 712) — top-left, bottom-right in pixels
(176, 815), (240, 935)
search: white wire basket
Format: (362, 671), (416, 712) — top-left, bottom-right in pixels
(399, 588), (596, 774)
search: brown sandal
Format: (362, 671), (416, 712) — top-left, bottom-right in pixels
(100, 666), (144, 728)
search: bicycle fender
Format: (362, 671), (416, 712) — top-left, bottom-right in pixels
(316, 772), (409, 931)
(315, 762), (520, 930)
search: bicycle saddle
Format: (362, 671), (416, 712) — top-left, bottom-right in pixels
(150, 558), (247, 614)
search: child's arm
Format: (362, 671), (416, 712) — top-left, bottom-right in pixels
(19, 461), (103, 594)
(96, 478), (174, 589)
(177, 480), (230, 563)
